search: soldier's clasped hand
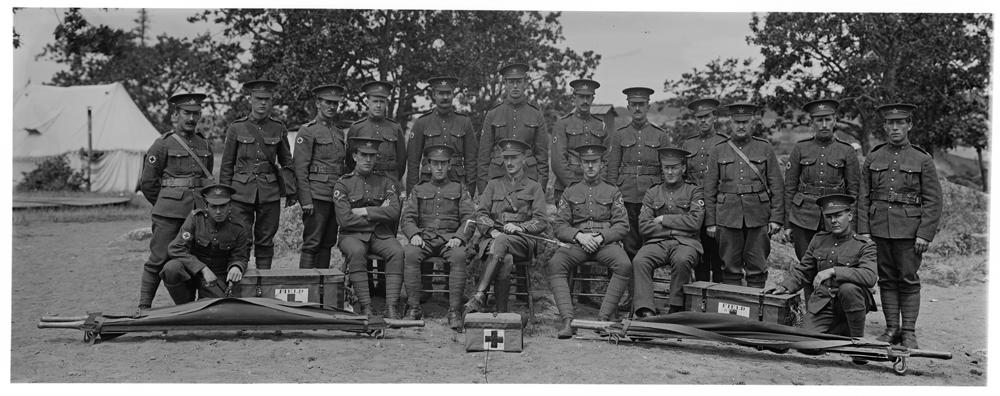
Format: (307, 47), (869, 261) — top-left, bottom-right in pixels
(410, 235), (425, 248)
(502, 223), (524, 234)
(227, 267), (243, 283)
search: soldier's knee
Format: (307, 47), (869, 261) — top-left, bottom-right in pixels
(403, 245), (423, 261)
(613, 259), (633, 276)
(159, 260), (189, 285)
(489, 235), (511, 255)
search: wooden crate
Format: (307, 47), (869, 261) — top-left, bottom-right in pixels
(237, 268), (345, 308)
(683, 281), (800, 325)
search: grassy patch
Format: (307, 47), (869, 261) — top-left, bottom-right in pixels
(13, 192), (151, 225)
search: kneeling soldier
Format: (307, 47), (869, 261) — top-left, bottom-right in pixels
(549, 144), (631, 338)
(465, 139), (548, 313)
(766, 194), (877, 338)
(334, 137), (405, 318)
(401, 145), (475, 329)
(160, 184), (250, 305)
(632, 148), (705, 317)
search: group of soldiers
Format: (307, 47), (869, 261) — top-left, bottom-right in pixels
(136, 62), (942, 348)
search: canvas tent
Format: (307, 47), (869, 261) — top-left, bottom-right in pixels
(12, 83), (161, 192)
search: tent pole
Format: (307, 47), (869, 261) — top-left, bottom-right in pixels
(87, 106), (93, 192)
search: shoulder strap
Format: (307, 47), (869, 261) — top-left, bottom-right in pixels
(727, 140), (770, 196)
(170, 134), (213, 179)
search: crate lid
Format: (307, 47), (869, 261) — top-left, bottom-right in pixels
(464, 312), (523, 329)
(241, 268), (344, 285)
(683, 281), (800, 303)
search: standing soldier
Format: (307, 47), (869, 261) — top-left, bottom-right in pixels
(334, 137), (405, 318)
(680, 98), (727, 282)
(632, 148), (704, 317)
(607, 86), (670, 258)
(406, 76), (477, 194)
(400, 145), (475, 329)
(219, 79), (296, 270)
(477, 62), (549, 194)
(784, 99), (860, 262)
(159, 184), (251, 304)
(767, 194), (877, 339)
(703, 103), (784, 288)
(465, 139), (548, 313)
(858, 103), (942, 349)
(293, 84), (349, 269)
(551, 79), (607, 203)
(348, 81), (407, 181)
(137, 92), (213, 309)
(548, 144), (631, 338)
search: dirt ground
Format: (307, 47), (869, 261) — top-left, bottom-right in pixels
(10, 218), (988, 384)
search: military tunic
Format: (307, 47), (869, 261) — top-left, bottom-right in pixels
(548, 179), (630, 319)
(606, 121), (670, 257)
(137, 130), (214, 308)
(857, 141), (942, 335)
(333, 171), (404, 308)
(778, 231), (877, 337)
(680, 130), (727, 282)
(400, 179), (475, 308)
(703, 136), (784, 287)
(293, 117), (348, 268)
(219, 115), (294, 264)
(160, 209), (251, 304)
(632, 181), (704, 313)
(347, 117), (407, 181)
(550, 112), (607, 199)
(474, 173), (547, 269)
(476, 101), (550, 193)
(405, 110), (477, 194)
(784, 136), (860, 260)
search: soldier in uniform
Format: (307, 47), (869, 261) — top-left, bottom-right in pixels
(858, 103), (942, 349)
(767, 194), (877, 339)
(293, 84), (349, 269)
(400, 145), (476, 329)
(680, 98), (727, 282)
(477, 62), (549, 194)
(465, 139), (548, 313)
(551, 79), (607, 203)
(348, 81), (407, 181)
(333, 137), (405, 318)
(137, 92), (213, 310)
(607, 86), (671, 258)
(703, 103), (784, 288)
(405, 76), (477, 194)
(219, 79), (296, 270)
(632, 148), (704, 317)
(160, 184), (251, 304)
(784, 99), (860, 262)
(548, 144), (630, 338)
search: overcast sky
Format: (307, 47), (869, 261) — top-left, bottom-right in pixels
(13, 7), (761, 105)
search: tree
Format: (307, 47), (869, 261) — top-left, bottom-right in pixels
(192, 9), (601, 129)
(40, 8), (242, 134)
(748, 12), (991, 165)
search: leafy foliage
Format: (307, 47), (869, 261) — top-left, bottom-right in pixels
(17, 154), (86, 192)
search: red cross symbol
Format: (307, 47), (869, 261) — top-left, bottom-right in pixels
(484, 329), (504, 350)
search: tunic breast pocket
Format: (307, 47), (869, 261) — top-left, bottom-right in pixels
(899, 163), (922, 187)
(593, 195), (614, 220)
(195, 235), (211, 248)
(749, 157), (767, 177)
(490, 122), (509, 140)
(717, 157), (736, 180)
(166, 148), (193, 169)
(825, 159), (845, 181)
(217, 237), (236, 251)
(313, 135), (338, 158)
(868, 161), (889, 184)
(439, 190), (461, 213)
(798, 158), (816, 178)
(567, 195), (588, 219)
(235, 134), (256, 158)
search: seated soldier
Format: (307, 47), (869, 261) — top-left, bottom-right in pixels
(400, 144), (475, 330)
(465, 139), (548, 313)
(160, 184), (250, 305)
(766, 194), (877, 338)
(632, 148), (705, 317)
(333, 137), (405, 318)
(549, 144), (631, 339)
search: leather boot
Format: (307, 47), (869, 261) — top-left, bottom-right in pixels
(900, 289), (921, 349)
(597, 274), (630, 320)
(721, 272), (744, 286)
(900, 330), (919, 349)
(746, 272), (768, 289)
(464, 292), (486, 313)
(495, 277), (511, 313)
(298, 253), (315, 269)
(138, 270), (160, 309)
(164, 282), (195, 305)
(876, 288), (901, 344)
(404, 305), (423, 320)
(255, 257), (272, 270)
(473, 255), (501, 297)
(447, 308), (464, 332)
(314, 248), (331, 269)
(556, 316), (575, 339)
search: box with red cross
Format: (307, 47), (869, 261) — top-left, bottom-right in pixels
(464, 312), (523, 352)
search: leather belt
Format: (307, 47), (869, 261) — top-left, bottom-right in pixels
(161, 177), (206, 188)
(800, 185), (844, 195)
(238, 162), (274, 173)
(575, 220), (611, 232)
(620, 165), (660, 175)
(718, 181), (765, 194)
(872, 191), (921, 204)
(418, 220), (460, 231)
